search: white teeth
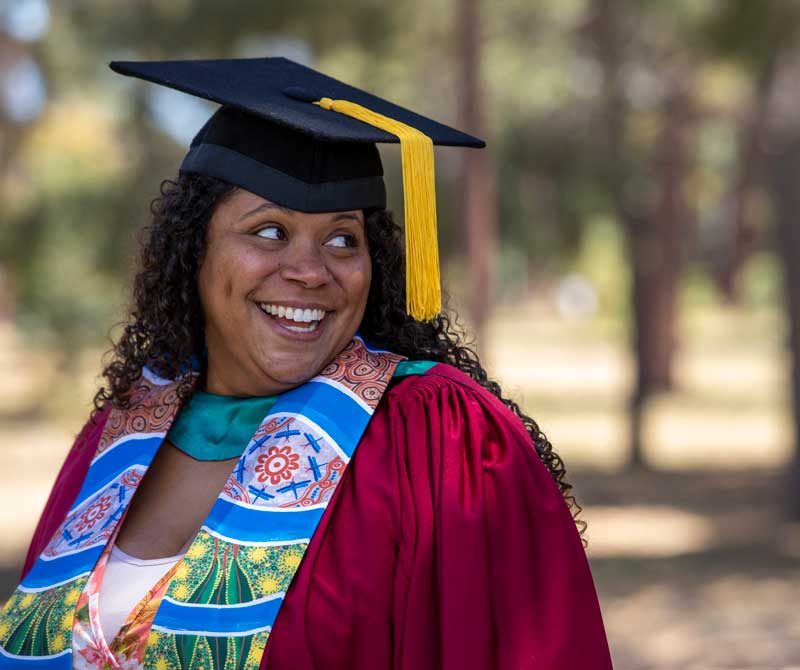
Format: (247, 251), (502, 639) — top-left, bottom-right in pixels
(284, 322), (319, 333)
(259, 303), (327, 325)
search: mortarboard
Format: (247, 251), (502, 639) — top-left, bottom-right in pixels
(109, 57), (485, 321)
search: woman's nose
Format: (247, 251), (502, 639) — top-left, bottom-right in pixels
(279, 240), (332, 288)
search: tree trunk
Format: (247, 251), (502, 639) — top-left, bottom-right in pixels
(766, 133), (800, 518)
(718, 58), (776, 302)
(457, 0), (496, 349)
(0, 36), (36, 324)
(588, 0), (690, 468)
(627, 82), (693, 465)
(639, 83), (692, 389)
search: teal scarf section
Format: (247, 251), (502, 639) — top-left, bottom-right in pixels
(394, 359), (436, 377)
(166, 360), (436, 462)
(167, 391), (279, 461)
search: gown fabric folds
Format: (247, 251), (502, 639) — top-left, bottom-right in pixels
(20, 364), (613, 670)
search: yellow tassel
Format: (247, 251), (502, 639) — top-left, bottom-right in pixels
(314, 97), (441, 321)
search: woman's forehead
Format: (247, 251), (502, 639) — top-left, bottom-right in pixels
(221, 189), (364, 224)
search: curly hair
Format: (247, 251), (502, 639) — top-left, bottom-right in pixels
(96, 173), (587, 542)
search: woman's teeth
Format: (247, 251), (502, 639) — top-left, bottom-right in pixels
(259, 303), (327, 332)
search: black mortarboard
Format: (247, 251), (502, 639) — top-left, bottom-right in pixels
(108, 57), (485, 320)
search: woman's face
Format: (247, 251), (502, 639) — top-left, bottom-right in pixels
(197, 188), (372, 397)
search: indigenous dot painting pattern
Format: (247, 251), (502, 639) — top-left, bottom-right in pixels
(0, 337), (403, 669)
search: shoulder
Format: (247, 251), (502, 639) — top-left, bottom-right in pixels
(72, 405), (113, 456)
(376, 362), (573, 539)
(381, 362), (535, 455)
(21, 406), (111, 577)
(387, 361), (484, 395)
(386, 362), (516, 420)
(63, 405), (112, 483)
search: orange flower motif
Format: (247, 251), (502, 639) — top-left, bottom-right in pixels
(75, 495), (112, 532)
(255, 445), (300, 485)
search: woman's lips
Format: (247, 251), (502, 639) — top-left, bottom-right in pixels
(256, 303), (328, 339)
(259, 302), (328, 323)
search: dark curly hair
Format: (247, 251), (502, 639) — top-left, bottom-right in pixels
(95, 173), (586, 542)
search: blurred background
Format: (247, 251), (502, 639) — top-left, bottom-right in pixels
(1, 0), (800, 667)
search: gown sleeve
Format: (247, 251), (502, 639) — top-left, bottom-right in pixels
(20, 405), (110, 579)
(387, 366), (613, 669)
(263, 365), (613, 670)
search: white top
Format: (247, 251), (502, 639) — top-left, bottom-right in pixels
(98, 544), (185, 643)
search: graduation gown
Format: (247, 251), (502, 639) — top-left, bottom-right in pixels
(20, 364), (613, 669)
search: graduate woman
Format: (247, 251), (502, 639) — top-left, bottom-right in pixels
(0, 58), (613, 670)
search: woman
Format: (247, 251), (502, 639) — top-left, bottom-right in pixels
(0, 58), (612, 669)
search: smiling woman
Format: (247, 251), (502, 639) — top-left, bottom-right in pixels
(198, 191), (372, 397)
(0, 58), (613, 670)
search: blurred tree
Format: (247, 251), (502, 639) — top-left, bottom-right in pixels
(703, 0), (800, 517)
(0, 29), (44, 321)
(583, 0), (698, 467)
(703, 0), (780, 302)
(488, 2), (603, 278)
(765, 52), (800, 519)
(767, 121), (800, 518)
(457, 0), (496, 348)
(714, 60), (774, 303)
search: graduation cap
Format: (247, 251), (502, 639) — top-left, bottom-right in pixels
(109, 57), (485, 321)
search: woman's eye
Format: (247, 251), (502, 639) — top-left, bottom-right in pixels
(255, 225), (285, 240)
(326, 234), (355, 249)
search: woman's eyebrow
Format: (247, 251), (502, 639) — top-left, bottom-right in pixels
(240, 202), (295, 221)
(239, 204), (361, 224)
(332, 212), (363, 223)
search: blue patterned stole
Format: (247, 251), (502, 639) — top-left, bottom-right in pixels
(0, 337), (403, 669)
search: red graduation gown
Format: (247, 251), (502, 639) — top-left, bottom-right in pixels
(21, 364), (613, 669)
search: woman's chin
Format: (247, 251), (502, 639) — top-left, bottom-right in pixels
(255, 332), (355, 388)
(256, 356), (329, 392)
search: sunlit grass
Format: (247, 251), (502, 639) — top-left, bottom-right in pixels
(487, 298), (791, 472)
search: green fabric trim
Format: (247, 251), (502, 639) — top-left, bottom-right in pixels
(394, 360), (438, 377)
(167, 390), (279, 461)
(168, 361), (434, 461)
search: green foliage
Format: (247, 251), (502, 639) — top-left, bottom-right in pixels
(701, 0), (799, 71)
(739, 251), (785, 308)
(573, 214), (630, 318)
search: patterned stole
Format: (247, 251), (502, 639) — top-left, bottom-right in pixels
(0, 337), (403, 669)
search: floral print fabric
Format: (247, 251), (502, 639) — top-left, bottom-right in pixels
(71, 527), (176, 670)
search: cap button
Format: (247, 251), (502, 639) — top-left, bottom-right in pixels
(282, 86), (318, 102)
